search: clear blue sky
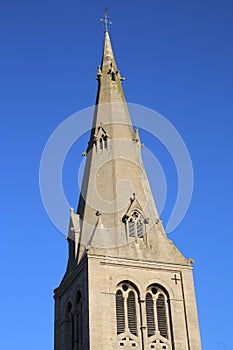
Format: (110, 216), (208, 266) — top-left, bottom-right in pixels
(1, 1), (232, 349)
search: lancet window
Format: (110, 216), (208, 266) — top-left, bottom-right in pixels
(64, 291), (83, 350)
(73, 291), (83, 350)
(64, 301), (73, 350)
(115, 282), (140, 348)
(115, 282), (173, 349)
(145, 285), (172, 349)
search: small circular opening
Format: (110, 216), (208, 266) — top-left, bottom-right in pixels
(151, 287), (157, 295)
(122, 284), (128, 292)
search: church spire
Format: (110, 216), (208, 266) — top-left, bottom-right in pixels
(75, 28), (147, 252)
(55, 17), (202, 350)
(68, 21), (187, 266)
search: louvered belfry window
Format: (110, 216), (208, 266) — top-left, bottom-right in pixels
(116, 290), (125, 335)
(127, 291), (137, 335)
(157, 294), (168, 338)
(146, 293), (156, 337)
(145, 285), (171, 347)
(115, 282), (139, 337)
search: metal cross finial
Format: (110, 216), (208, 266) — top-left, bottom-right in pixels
(100, 7), (112, 31)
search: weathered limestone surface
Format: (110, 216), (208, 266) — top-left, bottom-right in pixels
(54, 30), (202, 350)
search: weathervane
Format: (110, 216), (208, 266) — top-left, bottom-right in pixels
(100, 7), (112, 31)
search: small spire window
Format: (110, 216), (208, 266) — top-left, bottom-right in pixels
(93, 125), (109, 152)
(112, 72), (116, 81)
(125, 211), (144, 239)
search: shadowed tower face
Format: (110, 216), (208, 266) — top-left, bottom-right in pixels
(54, 26), (202, 350)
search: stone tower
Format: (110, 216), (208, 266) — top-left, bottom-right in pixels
(54, 29), (202, 350)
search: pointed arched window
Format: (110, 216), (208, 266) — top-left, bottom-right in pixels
(157, 294), (168, 339)
(65, 301), (73, 350)
(116, 290), (125, 335)
(93, 125), (109, 151)
(115, 282), (140, 347)
(125, 210), (144, 239)
(68, 290), (83, 350)
(146, 293), (155, 337)
(145, 285), (173, 349)
(127, 291), (137, 336)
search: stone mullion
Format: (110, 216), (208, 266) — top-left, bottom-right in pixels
(134, 220), (137, 238)
(153, 296), (159, 338)
(139, 298), (147, 350)
(124, 293), (130, 333)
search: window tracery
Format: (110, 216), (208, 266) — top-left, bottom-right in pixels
(93, 124), (109, 151)
(145, 285), (172, 349)
(115, 283), (173, 349)
(115, 282), (140, 348)
(125, 210), (144, 239)
(64, 291), (83, 350)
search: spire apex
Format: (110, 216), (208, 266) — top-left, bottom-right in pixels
(101, 30), (116, 67)
(100, 7), (112, 31)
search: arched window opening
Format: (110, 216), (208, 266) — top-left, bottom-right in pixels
(157, 294), (168, 339)
(146, 285), (172, 349)
(146, 293), (155, 337)
(116, 290), (125, 335)
(72, 290), (83, 350)
(76, 290), (82, 304)
(103, 135), (108, 149)
(65, 301), (73, 350)
(93, 125), (109, 152)
(125, 211), (144, 239)
(66, 301), (72, 318)
(98, 134), (108, 151)
(115, 282), (139, 340)
(112, 72), (116, 81)
(99, 137), (103, 150)
(127, 291), (137, 336)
